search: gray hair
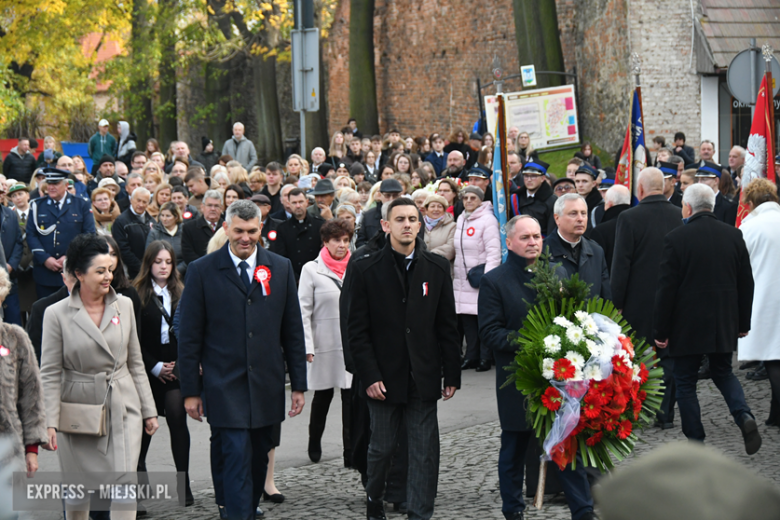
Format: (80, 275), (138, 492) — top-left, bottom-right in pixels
(411, 189), (429, 201)
(731, 146), (746, 159)
(225, 199), (261, 225)
(203, 189), (222, 204)
(667, 155), (684, 165)
(682, 184), (715, 213)
(132, 187), (151, 200)
(127, 172), (143, 182)
(212, 171), (229, 184)
(554, 193), (586, 216)
(605, 185), (631, 206)
(233, 122), (244, 131)
(335, 203), (357, 219)
(0, 267), (11, 303)
(280, 184), (296, 198)
(504, 214), (540, 238)
(381, 201), (389, 221)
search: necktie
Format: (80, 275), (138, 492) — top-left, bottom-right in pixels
(405, 258), (413, 271)
(238, 261), (251, 290)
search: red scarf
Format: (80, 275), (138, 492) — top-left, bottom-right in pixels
(320, 246), (351, 279)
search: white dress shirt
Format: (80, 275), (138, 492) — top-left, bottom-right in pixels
(150, 281), (172, 378)
(228, 245), (266, 295)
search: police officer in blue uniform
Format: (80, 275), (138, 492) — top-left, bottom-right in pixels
(26, 167), (96, 298)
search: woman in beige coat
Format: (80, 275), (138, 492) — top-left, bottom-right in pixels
(422, 194), (456, 267)
(298, 219), (353, 466)
(40, 234), (158, 519)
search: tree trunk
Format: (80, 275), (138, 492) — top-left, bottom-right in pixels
(349, 0), (378, 135)
(203, 60), (232, 147)
(252, 54), (284, 163)
(303, 1), (330, 160)
(158, 0), (178, 147)
(129, 0), (153, 143)
(512, 0), (565, 88)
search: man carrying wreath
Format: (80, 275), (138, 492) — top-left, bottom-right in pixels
(178, 199), (308, 520)
(479, 215), (596, 520)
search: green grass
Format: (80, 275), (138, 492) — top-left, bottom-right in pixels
(538, 141), (613, 179)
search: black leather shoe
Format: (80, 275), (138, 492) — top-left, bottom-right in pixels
(505, 512), (524, 520)
(308, 437), (322, 463)
(739, 414), (762, 455)
(366, 496), (386, 520)
(476, 360), (492, 372)
(393, 501), (407, 514)
(747, 364), (768, 381)
(255, 506), (264, 517)
(580, 512), (600, 520)
(654, 421), (674, 430)
(218, 505), (227, 520)
(740, 360), (760, 370)
(263, 491), (285, 503)
(461, 359), (479, 370)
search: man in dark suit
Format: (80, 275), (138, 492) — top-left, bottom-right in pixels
(544, 193), (611, 300)
(179, 200), (307, 520)
(589, 184), (630, 274)
(181, 190), (224, 265)
(112, 187), (153, 279)
(653, 184), (759, 454)
(479, 215), (596, 520)
(348, 197), (461, 520)
(611, 168), (683, 428)
(26, 269), (74, 363)
(355, 179), (403, 248)
(0, 191), (25, 325)
(693, 161), (737, 225)
(270, 188), (324, 283)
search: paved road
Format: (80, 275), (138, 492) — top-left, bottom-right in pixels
(28, 360), (779, 519)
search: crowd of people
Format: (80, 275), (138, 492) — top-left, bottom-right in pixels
(1, 115), (779, 520)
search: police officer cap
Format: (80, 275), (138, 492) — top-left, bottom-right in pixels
(42, 167), (69, 183)
(379, 178), (403, 193)
(598, 178), (615, 190)
(695, 161), (722, 178)
(658, 161), (678, 178)
(575, 163), (598, 179)
(522, 160), (551, 176)
(466, 168), (489, 179)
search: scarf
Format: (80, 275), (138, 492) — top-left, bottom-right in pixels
(424, 214), (444, 231)
(320, 246), (350, 279)
(92, 202), (120, 224)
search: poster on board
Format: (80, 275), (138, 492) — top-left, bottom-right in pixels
(485, 84), (580, 151)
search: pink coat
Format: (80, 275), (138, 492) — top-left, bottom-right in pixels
(453, 201), (501, 315)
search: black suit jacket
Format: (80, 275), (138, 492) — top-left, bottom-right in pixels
(610, 195), (683, 344)
(347, 237), (461, 403)
(508, 181), (557, 236)
(544, 232), (611, 300)
(355, 205), (382, 249)
(178, 244), (307, 428)
(653, 212), (754, 357)
(181, 215), (224, 265)
(270, 214), (324, 282)
(139, 294), (179, 414)
(713, 191), (738, 226)
(589, 204), (630, 274)
(112, 209), (153, 278)
(26, 285), (69, 363)
(669, 191), (683, 208)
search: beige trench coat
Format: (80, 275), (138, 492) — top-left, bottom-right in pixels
(40, 288), (155, 476)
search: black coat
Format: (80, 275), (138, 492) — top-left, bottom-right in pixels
(714, 191), (737, 226)
(112, 209), (153, 279)
(269, 214), (324, 283)
(589, 204), (630, 274)
(178, 244), (307, 429)
(478, 251), (567, 432)
(26, 285), (69, 363)
(347, 237), (461, 403)
(2, 149), (37, 185)
(508, 181), (557, 236)
(653, 212), (754, 357)
(138, 294), (179, 415)
(260, 217), (283, 249)
(544, 232), (611, 300)
(181, 215), (224, 265)
(669, 190), (683, 208)
(355, 205), (382, 249)
(583, 189), (603, 232)
(610, 195), (683, 344)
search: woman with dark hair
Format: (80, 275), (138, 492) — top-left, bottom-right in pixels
(718, 167), (738, 202)
(575, 142), (602, 170)
(133, 240), (193, 506)
(298, 219), (353, 466)
(394, 153), (413, 175)
(146, 202), (185, 274)
(481, 133), (495, 151)
(224, 183), (246, 209)
(444, 126), (469, 157)
(104, 235), (143, 329)
(41, 234), (157, 519)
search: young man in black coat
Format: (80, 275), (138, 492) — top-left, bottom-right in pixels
(479, 215), (597, 520)
(589, 185), (630, 275)
(181, 190), (224, 266)
(508, 159), (557, 236)
(348, 197), (461, 520)
(544, 194), (611, 300)
(694, 161), (737, 225)
(610, 168), (683, 428)
(653, 184), (759, 454)
(269, 188), (324, 283)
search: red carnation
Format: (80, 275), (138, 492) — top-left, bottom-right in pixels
(616, 419), (633, 439)
(585, 431), (603, 447)
(541, 386), (563, 411)
(553, 358), (576, 381)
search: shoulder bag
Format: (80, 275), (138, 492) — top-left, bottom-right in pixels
(460, 218), (486, 289)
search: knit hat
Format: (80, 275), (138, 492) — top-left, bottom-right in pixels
(349, 162), (365, 177)
(461, 185), (485, 201)
(201, 136), (212, 152)
(98, 155), (115, 168)
(423, 194), (449, 209)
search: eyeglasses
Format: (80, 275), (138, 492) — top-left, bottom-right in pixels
(554, 184), (575, 194)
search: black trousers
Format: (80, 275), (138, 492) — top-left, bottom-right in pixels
(366, 382), (438, 520)
(656, 355), (677, 424)
(461, 314), (491, 362)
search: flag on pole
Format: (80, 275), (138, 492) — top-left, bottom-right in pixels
(492, 136), (508, 263)
(737, 75), (776, 226)
(614, 124), (632, 191)
(614, 89), (645, 200)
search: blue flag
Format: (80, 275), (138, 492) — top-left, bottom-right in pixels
(630, 90), (646, 202)
(492, 138), (508, 263)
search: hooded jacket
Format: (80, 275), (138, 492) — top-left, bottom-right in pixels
(116, 121), (137, 166)
(222, 135), (258, 170)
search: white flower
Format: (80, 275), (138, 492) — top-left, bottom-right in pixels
(583, 320), (599, 336)
(574, 310), (590, 324)
(565, 351), (585, 369)
(584, 364), (603, 381)
(543, 335), (562, 353)
(566, 326), (585, 345)
(585, 340), (599, 358)
(598, 332), (615, 347)
(632, 365), (641, 382)
(553, 316), (573, 328)
(571, 368), (584, 381)
(542, 358), (555, 380)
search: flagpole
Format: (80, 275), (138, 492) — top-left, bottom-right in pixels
(493, 64), (509, 212)
(632, 53), (644, 125)
(764, 44), (776, 182)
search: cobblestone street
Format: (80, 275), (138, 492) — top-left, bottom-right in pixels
(165, 364), (779, 520)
